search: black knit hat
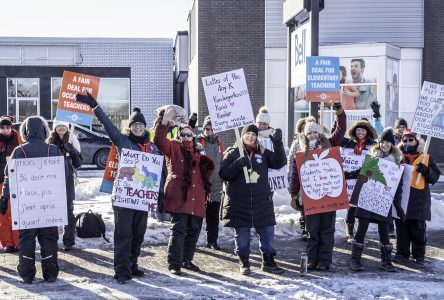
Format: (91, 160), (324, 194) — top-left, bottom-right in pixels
(241, 124), (259, 136)
(128, 107), (146, 127)
(394, 118), (408, 129)
(0, 116), (12, 126)
(379, 128), (395, 145)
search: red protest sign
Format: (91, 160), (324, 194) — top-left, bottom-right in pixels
(295, 146), (349, 215)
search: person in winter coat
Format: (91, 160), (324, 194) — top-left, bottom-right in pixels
(341, 119), (378, 243)
(47, 120), (82, 251)
(219, 124), (286, 275)
(198, 116), (224, 250)
(76, 92), (162, 284)
(350, 128), (405, 272)
(290, 101), (346, 271)
(287, 116), (316, 241)
(1, 117), (63, 283)
(395, 129), (441, 264)
(394, 118), (408, 145)
(0, 116), (21, 253)
(154, 107), (214, 275)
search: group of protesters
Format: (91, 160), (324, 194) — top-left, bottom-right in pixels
(0, 91), (440, 284)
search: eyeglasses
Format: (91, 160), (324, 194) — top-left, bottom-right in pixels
(403, 138), (415, 143)
(131, 123), (145, 128)
(180, 133), (193, 138)
(0, 125), (11, 130)
(204, 127), (213, 132)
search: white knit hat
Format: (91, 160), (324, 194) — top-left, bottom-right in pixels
(53, 119), (70, 129)
(255, 106), (271, 124)
(304, 121), (321, 135)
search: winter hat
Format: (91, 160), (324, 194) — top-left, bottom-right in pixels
(394, 118), (408, 129)
(347, 120), (377, 140)
(203, 115), (212, 128)
(0, 116), (13, 126)
(401, 129), (418, 141)
(53, 119), (70, 129)
(255, 106), (271, 124)
(241, 124), (259, 136)
(295, 116), (316, 134)
(128, 107), (146, 127)
(379, 128), (396, 145)
(304, 121), (322, 136)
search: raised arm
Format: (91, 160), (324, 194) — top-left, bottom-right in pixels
(330, 102), (346, 147)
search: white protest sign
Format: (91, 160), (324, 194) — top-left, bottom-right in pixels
(202, 68), (254, 133)
(411, 81), (444, 139)
(112, 149), (164, 212)
(258, 137), (287, 192)
(8, 156), (67, 230)
(340, 148), (368, 201)
(392, 164), (413, 219)
(353, 156), (404, 217)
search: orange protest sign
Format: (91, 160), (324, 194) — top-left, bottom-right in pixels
(100, 144), (119, 194)
(295, 146), (349, 215)
(56, 71), (100, 126)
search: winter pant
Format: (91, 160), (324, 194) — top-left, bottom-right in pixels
(205, 201), (221, 244)
(0, 184), (19, 248)
(113, 206), (148, 279)
(18, 227), (59, 281)
(355, 218), (390, 245)
(346, 206), (357, 225)
(167, 213), (203, 268)
(305, 211), (336, 265)
(389, 220), (395, 233)
(63, 197), (76, 247)
(395, 219), (426, 260)
(234, 226), (276, 256)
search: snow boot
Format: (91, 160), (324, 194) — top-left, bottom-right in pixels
(345, 222), (355, 244)
(262, 253), (285, 274)
(380, 244), (396, 272)
(351, 242), (365, 271)
(239, 254), (251, 275)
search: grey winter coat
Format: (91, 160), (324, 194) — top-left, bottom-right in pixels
(198, 134), (224, 203)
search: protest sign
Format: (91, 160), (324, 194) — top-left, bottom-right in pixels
(112, 148), (164, 212)
(296, 147), (348, 215)
(258, 136), (288, 192)
(411, 81), (444, 139)
(340, 148), (368, 202)
(350, 155), (404, 217)
(393, 164), (413, 219)
(100, 144), (119, 194)
(55, 71), (100, 126)
(306, 56), (340, 102)
(8, 156), (67, 230)
(201, 68), (254, 133)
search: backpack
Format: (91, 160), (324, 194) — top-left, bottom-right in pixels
(75, 210), (110, 242)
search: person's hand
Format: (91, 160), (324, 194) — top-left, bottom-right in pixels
(345, 169), (360, 180)
(63, 143), (79, 155)
(161, 107), (176, 125)
(399, 210), (406, 223)
(75, 91), (98, 108)
(269, 129), (282, 144)
(291, 194), (303, 211)
(370, 101), (381, 118)
(235, 156), (249, 168)
(0, 196), (8, 215)
(206, 193), (212, 202)
(188, 112), (198, 129)
(416, 163), (429, 176)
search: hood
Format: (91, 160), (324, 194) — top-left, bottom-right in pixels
(20, 116), (50, 142)
(347, 120), (378, 141)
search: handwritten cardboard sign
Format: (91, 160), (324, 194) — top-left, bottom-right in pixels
(8, 156), (67, 230)
(306, 56), (340, 102)
(258, 136), (288, 192)
(55, 71), (100, 126)
(100, 144), (119, 194)
(340, 148), (368, 202)
(296, 147), (349, 215)
(112, 148), (164, 212)
(392, 164), (413, 219)
(411, 81), (444, 139)
(201, 68), (254, 133)
(350, 155), (404, 217)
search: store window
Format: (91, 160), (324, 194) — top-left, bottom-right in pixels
(51, 77), (130, 129)
(7, 78), (40, 122)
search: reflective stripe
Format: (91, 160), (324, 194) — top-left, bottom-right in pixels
(41, 255), (53, 260)
(22, 255), (34, 261)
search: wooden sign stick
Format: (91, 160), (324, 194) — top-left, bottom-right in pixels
(234, 128), (250, 183)
(416, 135), (431, 185)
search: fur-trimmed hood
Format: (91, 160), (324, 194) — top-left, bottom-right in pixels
(347, 120), (378, 141)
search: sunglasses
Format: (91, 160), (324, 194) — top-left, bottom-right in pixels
(403, 138), (415, 143)
(0, 125), (11, 130)
(180, 133), (193, 138)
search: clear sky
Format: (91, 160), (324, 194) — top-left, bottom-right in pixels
(0, 0), (195, 39)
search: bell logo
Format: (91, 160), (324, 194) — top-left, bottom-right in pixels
(294, 29), (306, 67)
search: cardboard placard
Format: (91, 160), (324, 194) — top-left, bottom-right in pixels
(100, 144), (119, 194)
(411, 81), (444, 139)
(392, 164), (414, 219)
(8, 156), (67, 230)
(258, 136), (287, 192)
(201, 68), (254, 133)
(350, 155), (404, 217)
(112, 149), (164, 212)
(296, 147), (349, 215)
(56, 71), (100, 126)
(340, 148), (368, 201)
(306, 56), (341, 102)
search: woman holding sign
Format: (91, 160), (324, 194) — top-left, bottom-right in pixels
(219, 124), (286, 275)
(48, 120), (82, 251)
(395, 129), (441, 265)
(76, 92), (163, 284)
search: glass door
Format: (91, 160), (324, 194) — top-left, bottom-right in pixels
(7, 78), (40, 122)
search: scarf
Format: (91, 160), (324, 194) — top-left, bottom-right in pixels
(403, 153), (420, 165)
(354, 138), (366, 155)
(129, 131), (150, 145)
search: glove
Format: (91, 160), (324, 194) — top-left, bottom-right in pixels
(370, 101), (381, 118)
(76, 91), (98, 108)
(345, 169), (360, 180)
(416, 163), (428, 176)
(235, 156), (250, 168)
(188, 112), (198, 129)
(0, 196), (8, 215)
(269, 128), (282, 144)
(331, 101), (342, 112)
(63, 143), (79, 155)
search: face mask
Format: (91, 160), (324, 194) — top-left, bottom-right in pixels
(403, 144), (418, 154)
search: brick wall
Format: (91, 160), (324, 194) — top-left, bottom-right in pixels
(197, 0), (265, 146)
